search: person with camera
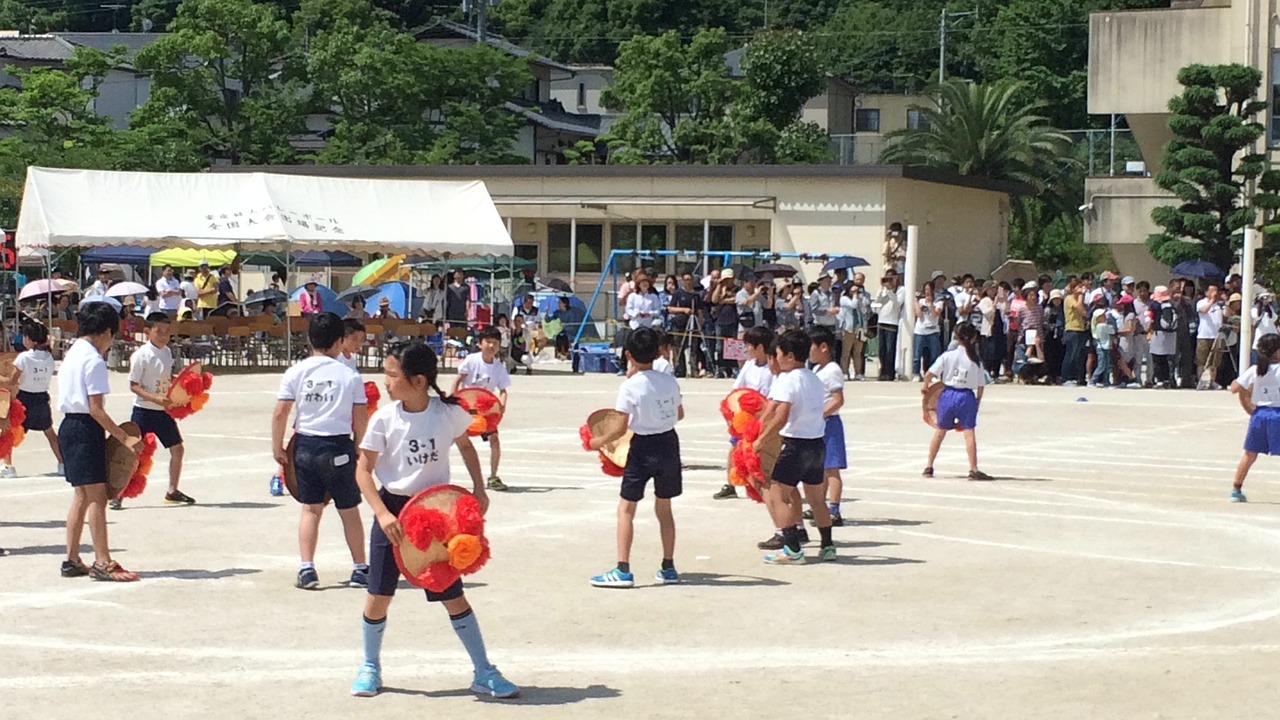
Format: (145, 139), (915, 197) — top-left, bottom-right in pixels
(1196, 284), (1226, 390)
(874, 272), (905, 380)
(808, 274), (842, 363)
(1252, 291), (1279, 364)
(839, 277), (871, 380)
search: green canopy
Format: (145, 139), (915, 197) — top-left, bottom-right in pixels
(150, 248), (237, 268)
(411, 255), (534, 277)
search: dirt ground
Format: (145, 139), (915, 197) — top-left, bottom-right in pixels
(2, 367), (1278, 719)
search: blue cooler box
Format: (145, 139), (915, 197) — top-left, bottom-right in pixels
(575, 343), (618, 373)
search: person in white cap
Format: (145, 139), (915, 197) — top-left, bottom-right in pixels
(1090, 307), (1115, 387)
(1018, 280), (1044, 365)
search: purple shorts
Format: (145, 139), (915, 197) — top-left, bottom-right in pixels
(936, 386), (978, 431)
(1245, 406), (1280, 455)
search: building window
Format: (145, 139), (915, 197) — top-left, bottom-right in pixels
(855, 108), (881, 133)
(1272, 50), (1280, 147)
(513, 243), (539, 274)
(547, 222), (604, 274)
(612, 225), (670, 274)
(907, 109), (930, 130)
(577, 82), (586, 109)
(673, 224), (733, 276)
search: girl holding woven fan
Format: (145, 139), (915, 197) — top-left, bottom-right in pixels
(349, 342), (519, 700)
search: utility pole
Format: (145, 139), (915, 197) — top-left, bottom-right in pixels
(101, 3), (126, 32)
(938, 7), (977, 82)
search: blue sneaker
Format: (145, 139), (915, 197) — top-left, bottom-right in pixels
(350, 663), (381, 697)
(763, 547), (806, 565)
(655, 567), (680, 584)
(348, 566), (369, 588)
(589, 567), (634, 588)
(471, 666), (520, 699)
(1231, 488), (1248, 503)
(269, 475), (284, 497)
(296, 567), (319, 589)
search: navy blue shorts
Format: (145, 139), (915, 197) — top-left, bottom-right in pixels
(59, 413), (106, 487)
(936, 386), (979, 430)
(367, 488), (465, 602)
(17, 390), (51, 432)
(621, 430), (682, 501)
(772, 437), (825, 487)
(823, 415), (847, 470)
(293, 434), (361, 510)
(1245, 406), (1280, 454)
(132, 407), (182, 449)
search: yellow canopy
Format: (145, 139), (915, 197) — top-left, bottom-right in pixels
(149, 248), (237, 268)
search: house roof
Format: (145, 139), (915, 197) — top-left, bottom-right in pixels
(57, 32), (166, 61)
(505, 100), (602, 136)
(413, 20), (576, 74)
(223, 163), (1027, 196)
(0, 35), (75, 62)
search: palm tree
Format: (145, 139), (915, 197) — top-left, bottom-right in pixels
(881, 78), (1074, 194)
(882, 79), (1085, 268)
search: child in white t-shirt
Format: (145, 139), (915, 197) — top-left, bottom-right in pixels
(452, 326), (512, 491)
(117, 312), (192, 510)
(588, 327), (684, 588)
(339, 318), (366, 371)
(922, 322), (992, 481)
(1229, 334), (1280, 502)
(758, 329), (835, 564)
(808, 326), (847, 526)
(651, 331), (676, 376)
(0, 322), (61, 477)
(715, 325), (776, 502)
(348, 341), (519, 700)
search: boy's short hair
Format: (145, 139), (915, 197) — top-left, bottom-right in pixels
(807, 325), (836, 351)
(343, 318), (366, 335)
(743, 325), (775, 349)
(309, 312), (345, 351)
(77, 302), (120, 337)
(23, 322), (48, 345)
(145, 312), (171, 327)
(775, 329), (811, 362)
(478, 326), (502, 342)
(625, 327), (661, 364)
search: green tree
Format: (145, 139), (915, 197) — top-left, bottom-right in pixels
(132, 0), (305, 166)
(882, 79), (1080, 269)
(0, 0), (66, 33)
(603, 28), (828, 164)
(820, 1), (936, 93)
(305, 0), (529, 164)
(1147, 64), (1280, 270)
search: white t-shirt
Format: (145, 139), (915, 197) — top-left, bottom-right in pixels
(1236, 364), (1280, 406)
(15, 349), (54, 394)
(278, 355), (366, 437)
(129, 342), (174, 410)
(733, 359), (774, 395)
(929, 347), (988, 390)
(337, 352), (359, 371)
(1253, 307), (1279, 349)
(768, 368), (826, 439)
(58, 338), (110, 414)
(652, 356), (674, 375)
(813, 361), (845, 410)
(180, 279), (198, 304)
(360, 398), (474, 496)
(1197, 298), (1223, 340)
(615, 369), (682, 435)
(156, 276), (182, 311)
(914, 297), (942, 335)
(457, 353), (511, 393)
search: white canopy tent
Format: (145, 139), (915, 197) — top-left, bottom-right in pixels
(15, 167), (514, 358)
(15, 167), (513, 256)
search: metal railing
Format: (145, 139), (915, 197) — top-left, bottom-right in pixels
(827, 134), (893, 166)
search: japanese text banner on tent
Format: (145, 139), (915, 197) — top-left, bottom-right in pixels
(15, 167), (513, 257)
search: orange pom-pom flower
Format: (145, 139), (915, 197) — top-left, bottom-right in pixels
(447, 534), (483, 570)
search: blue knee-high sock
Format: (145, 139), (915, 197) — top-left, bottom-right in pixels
(450, 609), (492, 674)
(362, 615), (386, 669)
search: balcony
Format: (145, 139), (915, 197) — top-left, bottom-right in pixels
(827, 134), (892, 166)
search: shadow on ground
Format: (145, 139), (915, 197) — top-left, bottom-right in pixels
(383, 683), (621, 705)
(136, 568), (263, 580)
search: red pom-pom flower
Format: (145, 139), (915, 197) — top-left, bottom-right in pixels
(578, 423), (593, 451)
(118, 433), (159, 499)
(600, 455), (625, 477)
(417, 562), (461, 593)
(401, 507), (451, 549)
(454, 493), (485, 536)
(364, 381), (380, 417)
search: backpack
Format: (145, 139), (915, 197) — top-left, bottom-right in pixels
(1156, 302), (1179, 333)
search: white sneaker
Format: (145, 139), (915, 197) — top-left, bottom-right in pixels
(0, 466), (17, 479)
(912, 374), (923, 382)
(55, 463), (65, 477)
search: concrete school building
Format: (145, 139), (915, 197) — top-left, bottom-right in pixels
(1085, 0), (1276, 281)
(236, 164), (1014, 295)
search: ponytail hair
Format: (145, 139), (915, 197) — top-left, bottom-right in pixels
(1257, 334), (1280, 376)
(387, 341), (460, 405)
(955, 321), (981, 364)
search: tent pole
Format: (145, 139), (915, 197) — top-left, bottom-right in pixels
(285, 240), (293, 363)
(45, 246), (53, 329)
